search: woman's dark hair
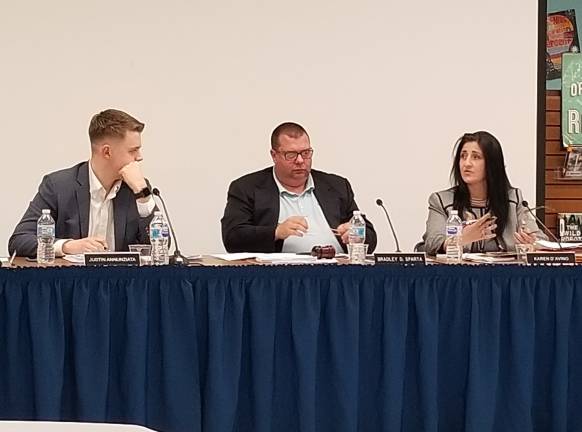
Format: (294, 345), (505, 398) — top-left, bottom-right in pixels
(450, 131), (512, 239)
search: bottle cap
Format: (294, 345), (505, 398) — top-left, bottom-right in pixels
(42, 209), (50, 214)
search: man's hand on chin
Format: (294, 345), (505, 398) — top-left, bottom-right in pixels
(119, 161), (147, 193)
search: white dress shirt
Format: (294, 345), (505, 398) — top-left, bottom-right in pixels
(55, 162), (155, 256)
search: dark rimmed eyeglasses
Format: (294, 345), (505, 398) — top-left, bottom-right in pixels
(276, 148), (314, 161)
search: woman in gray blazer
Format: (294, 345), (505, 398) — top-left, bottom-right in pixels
(421, 131), (546, 256)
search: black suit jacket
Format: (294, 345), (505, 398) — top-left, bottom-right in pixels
(221, 167), (377, 253)
(9, 161), (155, 257)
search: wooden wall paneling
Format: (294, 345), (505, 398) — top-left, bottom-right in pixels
(543, 90), (582, 238)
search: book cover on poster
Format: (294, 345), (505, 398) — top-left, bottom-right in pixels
(559, 212), (582, 242)
(563, 146), (582, 176)
(547, 9), (580, 80)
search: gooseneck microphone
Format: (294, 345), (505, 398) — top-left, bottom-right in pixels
(521, 200), (563, 249)
(375, 198), (401, 252)
(525, 204), (554, 212)
(152, 188), (188, 266)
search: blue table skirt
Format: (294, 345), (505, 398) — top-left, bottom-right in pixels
(1, 264), (581, 432)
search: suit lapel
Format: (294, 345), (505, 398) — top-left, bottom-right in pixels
(313, 173), (339, 228)
(76, 163), (90, 238)
(255, 171), (280, 225)
(113, 185), (129, 251)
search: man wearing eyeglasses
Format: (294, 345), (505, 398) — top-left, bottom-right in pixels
(221, 122), (377, 253)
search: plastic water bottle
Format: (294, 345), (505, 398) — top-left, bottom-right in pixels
(37, 209), (55, 265)
(150, 211), (169, 265)
(445, 210), (463, 263)
(348, 210), (366, 244)
(162, 220), (170, 261)
(348, 211), (367, 264)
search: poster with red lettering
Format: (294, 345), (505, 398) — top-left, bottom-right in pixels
(547, 9), (579, 80)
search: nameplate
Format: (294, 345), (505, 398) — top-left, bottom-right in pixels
(374, 253), (426, 265)
(84, 252), (140, 266)
(526, 252), (576, 264)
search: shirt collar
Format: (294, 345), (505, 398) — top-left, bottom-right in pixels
(88, 160), (121, 200)
(272, 168), (314, 197)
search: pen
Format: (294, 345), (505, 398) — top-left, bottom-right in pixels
(9, 250), (17, 267)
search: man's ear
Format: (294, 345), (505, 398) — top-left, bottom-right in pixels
(101, 143), (112, 159)
(92, 140), (111, 159)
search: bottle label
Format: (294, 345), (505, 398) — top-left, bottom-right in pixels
(150, 227), (162, 239)
(446, 225), (461, 236)
(37, 226), (55, 237)
(351, 227), (365, 237)
(162, 226), (170, 238)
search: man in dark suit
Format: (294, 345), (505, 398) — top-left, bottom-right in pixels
(221, 122), (376, 253)
(9, 109), (156, 257)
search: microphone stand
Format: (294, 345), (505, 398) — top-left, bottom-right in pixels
(152, 188), (188, 266)
(375, 198), (401, 252)
(522, 200), (563, 249)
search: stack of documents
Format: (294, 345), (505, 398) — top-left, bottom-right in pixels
(211, 253), (337, 265)
(463, 252), (518, 264)
(255, 253), (337, 265)
(535, 240), (582, 250)
(63, 254), (85, 264)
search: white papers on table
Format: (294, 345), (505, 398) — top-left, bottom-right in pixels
(535, 239), (582, 250)
(255, 254), (337, 264)
(210, 253), (337, 264)
(210, 253), (258, 261)
(63, 254), (85, 264)
(463, 253), (518, 264)
(255, 253), (314, 263)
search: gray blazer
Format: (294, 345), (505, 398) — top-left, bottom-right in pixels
(421, 187), (546, 256)
(8, 161), (155, 257)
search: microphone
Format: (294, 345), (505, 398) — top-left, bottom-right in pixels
(375, 198), (401, 252)
(526, 204), (555, 212)
(152, 188), (188, 266)
(521, 200), (563, 249)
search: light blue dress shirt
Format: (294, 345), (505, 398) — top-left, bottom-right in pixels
(273, 169), (343, 253)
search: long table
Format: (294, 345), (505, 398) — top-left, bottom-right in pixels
(1, 262), (581, 432)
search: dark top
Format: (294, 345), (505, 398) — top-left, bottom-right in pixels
(9, 161), (155, 257)
(221, 167), (377, 253)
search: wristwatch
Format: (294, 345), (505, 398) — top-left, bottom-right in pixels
(134, 186), (152, 199)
